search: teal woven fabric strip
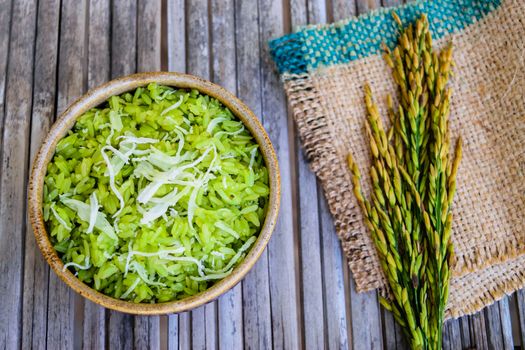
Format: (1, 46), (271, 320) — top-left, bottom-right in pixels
(269, 0), (502, 75)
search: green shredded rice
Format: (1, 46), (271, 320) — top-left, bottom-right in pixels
(43, 83), (269, 303)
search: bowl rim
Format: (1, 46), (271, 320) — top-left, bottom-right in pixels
(27, 72), (281, 315)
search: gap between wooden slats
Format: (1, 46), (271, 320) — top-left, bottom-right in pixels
(0, 0), (37, 348)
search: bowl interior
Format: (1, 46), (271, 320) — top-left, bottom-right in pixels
(28, 72), (280, 315)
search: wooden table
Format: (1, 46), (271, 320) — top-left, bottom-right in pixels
(0, 0), (523, 349)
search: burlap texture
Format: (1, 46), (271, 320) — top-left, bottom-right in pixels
(281, 0), (525, 317)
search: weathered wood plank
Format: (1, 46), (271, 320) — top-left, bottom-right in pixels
(20, 0), (60, 349)
(134, 316), (160, 350)
(186, 0), (210, 79)
(111, 0), (137, 78)
(459, 317), (472, 349)
(308, 0), (328, 23)
(178, 312), (192, 350)
(297, 151), (325, 350)
(319, 196), (351, 350)
(258, 0), (301, 348)
(382, 0), (403, 7)
(185, 1), (218, 348)
(0, 0), (37, 348)
(234, 1), (273, 348)
(135, 1), (162, 346)
(137, 0), (161, 72)
(83, 1), (111, 347)
(356, 0), (381, 13)
(210, 0), (245, 347)
(443, 318), (462, 350)
(381, 310), (398, 350)
(498, 298), (514, 349)
(0, 0), (12, 145)
(288, 0), (327, 348)
(166, 1), (186, 347)
(167, 0), (186, 73)
(348, 277), (383, 349)
(109, 312), (134, 349)
(329, 0), (356, 21)
(167, 315), (179, 350)
(88, 0), (111, 87)
(108, 1), (138, 346)
(485, 301), (506, 350)
(45, 1), (87, 349)
(471, 310), (489, 350)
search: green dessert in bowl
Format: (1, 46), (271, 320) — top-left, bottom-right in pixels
(43, 83), (269, 304)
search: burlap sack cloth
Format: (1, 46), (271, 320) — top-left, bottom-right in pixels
(270, 0), (525, 318)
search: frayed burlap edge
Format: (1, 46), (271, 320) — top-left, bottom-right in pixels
(283, 73), (386, 292)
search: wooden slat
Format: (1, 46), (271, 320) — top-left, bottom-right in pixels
(167, 315), (179, 350)
(348, 277), (383, 349)
(0, 0), (37, 348)
(297, 150), (325, 350)
(210, 0), (245, 348)
(135, 2), (162, 347)
(498, 298), (514, 349)
(485, 300), (511, 350)
(137, 0), (161, 72)
(443, 319), (462, 350)
(83, 0), (111, 347)
(45, 1), (87, 348)
(307, 0), (327, 23)
(186, 0), (210, 79)
(108, 1), (137, 346)
(319, 197), (351, 350)
(356, 0), (381, 13)
(329, 0), (356, 21)
(259, 0), (301, 348)
(20, 0), (59, 349)
(111, 0), (137, 78)
(166, 1), (186, 346)
(288, 0), (327, 348)
(234, 1), (273, 348)
(459, 317), (472, 349)
(178, 312), (192, 350)
(109, 311), (134, 349)
(167, 0), (186, 73)
(134, 317), (160, 350)
(471, 309), (489, 350)
(517, 289), (525, 348)
(0, 0), (12, 144)
(382, 0), (403, 6)
(88, 0), (111, 87)
(185, 1), (218, 349)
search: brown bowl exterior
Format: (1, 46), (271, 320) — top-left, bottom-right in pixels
(27, 72), (280, 315)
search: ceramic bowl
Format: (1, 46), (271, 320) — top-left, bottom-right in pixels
(27, 72), (280, 315)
